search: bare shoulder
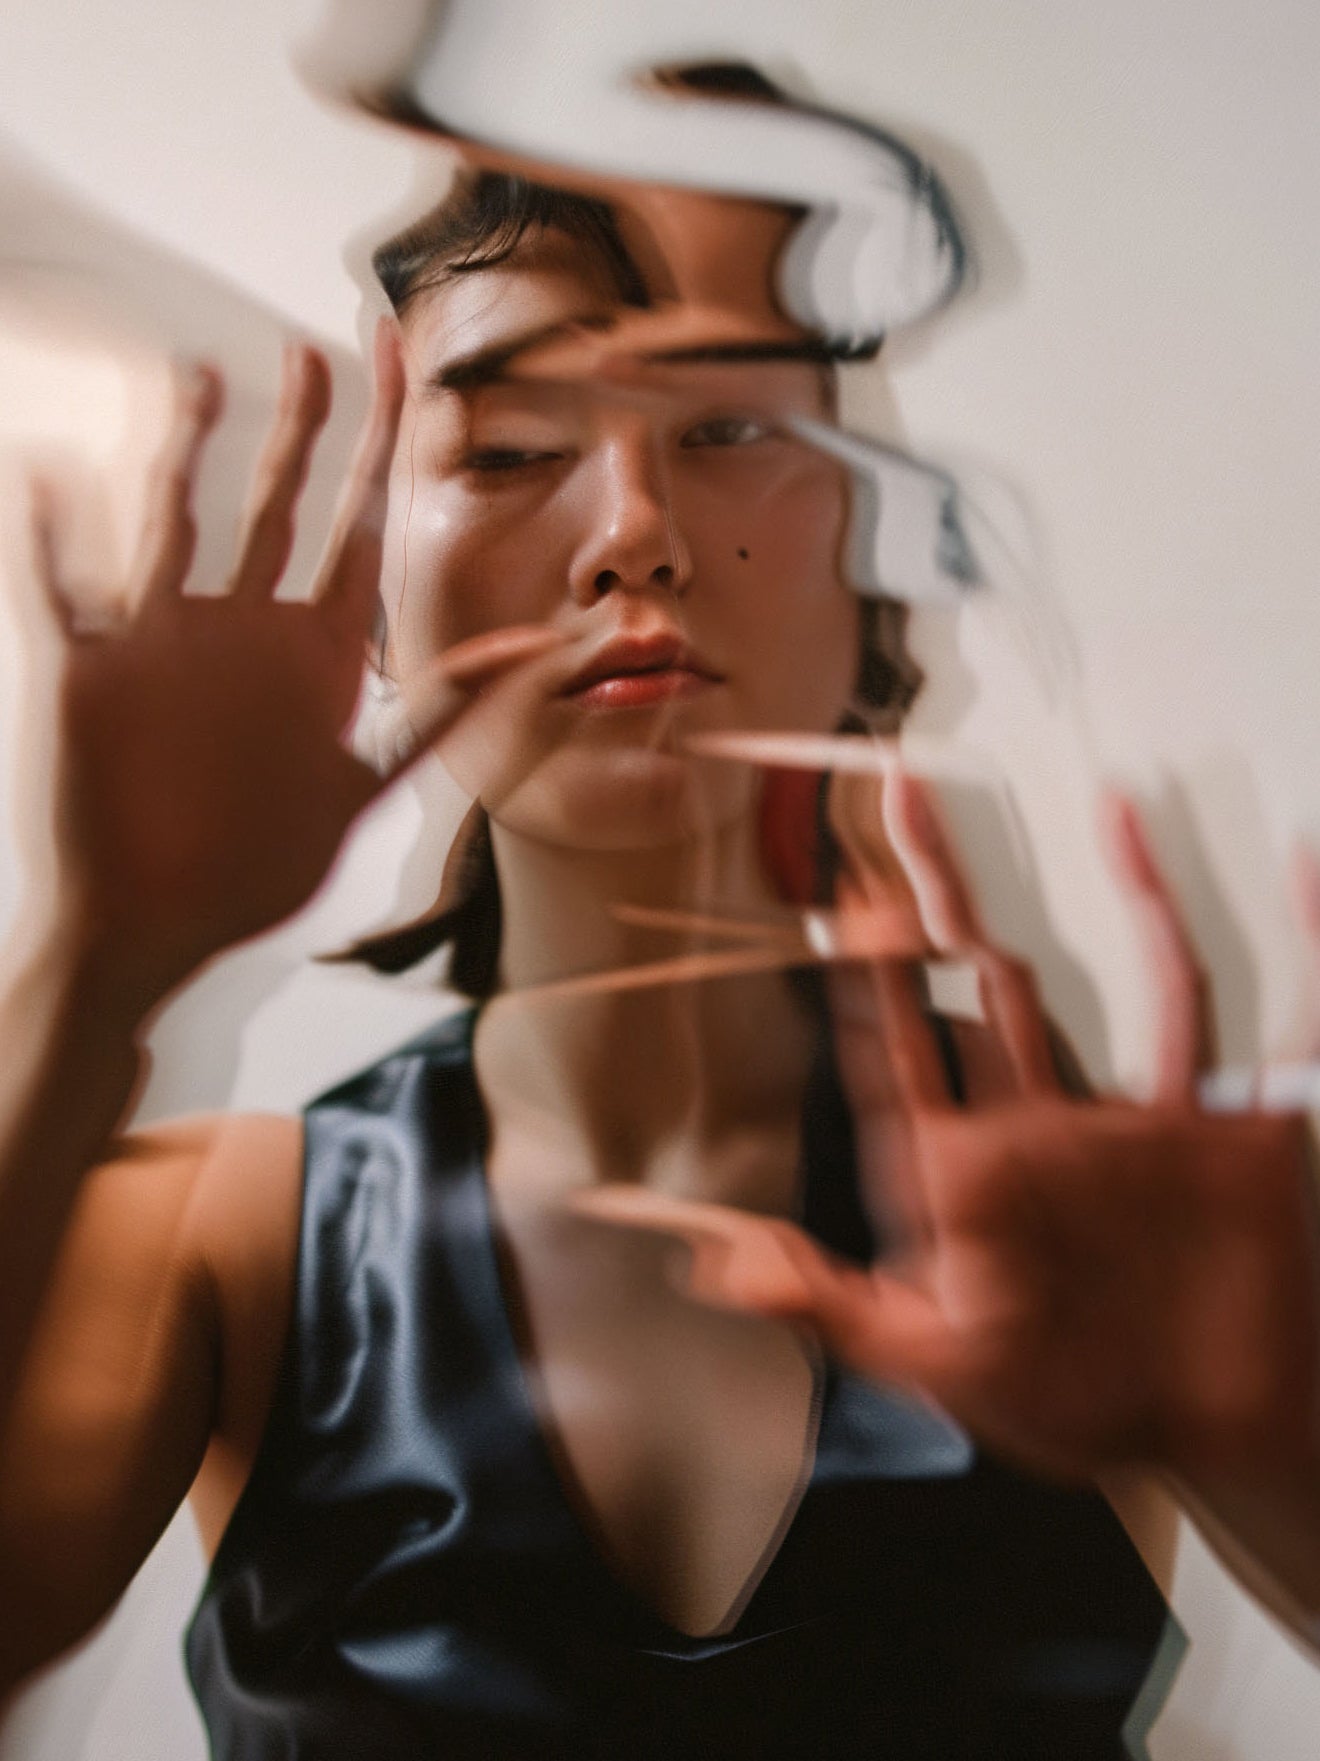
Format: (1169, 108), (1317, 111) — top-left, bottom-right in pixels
(101, 1108), (302, 1183)
(55, 1110), (305, 1402)
(181, 1114), (306, 1463)
(94, 1111), (310, 1541)
(111, 1108), (305, 1255)
(72, 1109), (301, 1229)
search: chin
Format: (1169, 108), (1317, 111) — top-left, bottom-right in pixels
(496, 745), (756, 854)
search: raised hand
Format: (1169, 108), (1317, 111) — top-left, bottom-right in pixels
(581, 774), (1320, 1500)
(8, 324), (553, 1014)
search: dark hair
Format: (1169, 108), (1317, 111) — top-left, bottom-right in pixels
(373, 172), (651, 316)
(335, 64), (922, 993)
(371, 59), (798, 322)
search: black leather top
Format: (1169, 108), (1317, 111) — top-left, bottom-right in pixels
(185, 1006), (1180, 1758)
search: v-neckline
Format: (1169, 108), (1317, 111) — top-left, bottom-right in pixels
(454, 1014), (832, 1648)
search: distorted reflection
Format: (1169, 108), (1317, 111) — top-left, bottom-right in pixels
(1, 39), (1318, 1761)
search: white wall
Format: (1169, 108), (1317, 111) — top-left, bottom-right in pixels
(1, 0), (1318, 1755)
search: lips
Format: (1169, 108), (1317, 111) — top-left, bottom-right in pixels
(561, 631), (723, 707)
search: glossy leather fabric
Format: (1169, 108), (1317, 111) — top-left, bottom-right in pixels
(186, 1007), (1179, 1758)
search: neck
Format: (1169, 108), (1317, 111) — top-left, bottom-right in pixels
(473, 816), (816, 1210)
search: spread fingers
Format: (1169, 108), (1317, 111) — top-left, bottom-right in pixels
(230, 343), (332, 602)
(132, 361), (224, 606)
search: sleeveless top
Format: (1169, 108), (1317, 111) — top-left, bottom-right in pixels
(185, 1006), (1182, 1759)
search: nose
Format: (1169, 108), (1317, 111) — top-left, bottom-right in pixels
(567, 429), (693, 604)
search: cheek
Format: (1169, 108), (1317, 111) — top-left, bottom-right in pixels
(748, 463), (849, 593)
(694, 468), (858, 726)
(380, 475), (563, 673)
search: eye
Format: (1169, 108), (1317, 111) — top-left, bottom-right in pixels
(680, 414), (773, 450)
(464, 448), (565, 473)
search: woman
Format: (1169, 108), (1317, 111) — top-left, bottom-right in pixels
(0, 164), (1315, 1759)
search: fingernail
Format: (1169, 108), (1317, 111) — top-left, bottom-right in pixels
(285, 339), (311, 389)
(1097, 782), (1134, 831)
(175, 360), (222, 422)
(1101, 789), (1141, 858)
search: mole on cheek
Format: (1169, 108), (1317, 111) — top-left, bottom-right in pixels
(737, 547), (750, 561)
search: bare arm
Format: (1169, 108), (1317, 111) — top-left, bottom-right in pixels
(0, 1110), (304, 1696)
(0, 326), (558, 1438)
(0, 343), (367, 1433)
(0, 325), (560, 1685)
(0, 932), (148, 1434)
(0, 1120), (220, 1693)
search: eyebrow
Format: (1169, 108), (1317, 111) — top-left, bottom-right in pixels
(426, 314), (617, 392)
(425, 320), (880, 396)
(644, 337), (882, 367)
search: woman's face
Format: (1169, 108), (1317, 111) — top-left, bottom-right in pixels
(381, 223), (860, 854)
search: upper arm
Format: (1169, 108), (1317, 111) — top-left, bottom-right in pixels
(0, 1113), (293, 1688)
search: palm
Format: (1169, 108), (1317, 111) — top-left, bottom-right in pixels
(827, 778), (1317, 1480)
(861, 1097), (1314, 1480)
(14, 333), (551, 1010)
(583, 774), (1320, 1488)
(50, 592), (376, 964)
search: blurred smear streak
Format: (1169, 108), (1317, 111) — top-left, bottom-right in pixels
(787, 415), (978, 608)
(297, 0), (967, 348)
(685, 729), (1008, 783)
